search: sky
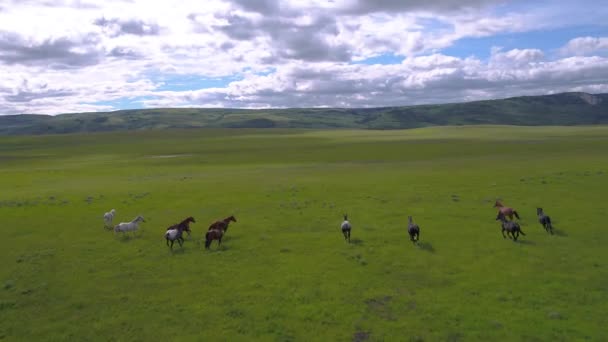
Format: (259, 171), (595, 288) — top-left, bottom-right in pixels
(0, 0), (607, 115)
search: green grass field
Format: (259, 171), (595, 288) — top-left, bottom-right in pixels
(1, 126), (607, 341)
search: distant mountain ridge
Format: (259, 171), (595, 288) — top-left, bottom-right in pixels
(1, 92), (607, 135)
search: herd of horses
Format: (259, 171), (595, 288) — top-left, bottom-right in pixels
(103, 200), (554, 250)
(342, 200), (553, 245)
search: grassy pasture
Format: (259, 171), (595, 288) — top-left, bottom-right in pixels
(1, 126), (607, 341)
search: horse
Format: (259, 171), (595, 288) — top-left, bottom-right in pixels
(165, 225), (185, 249)
(114, 215), (145, 235)
(407, 216), (420, 244)
(496, 212), (525, 241)
(103, 209), (116, 229)
(166, 216), (195, 237)
(494, 200), (520, 220)
(341, 214), (351, 243)
(208, 215), (237, 233)
(537, 208), (553, 234)
(205, 229), (225, 249)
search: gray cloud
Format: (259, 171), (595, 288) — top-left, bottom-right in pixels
(340, 0), (503, 14)
(108, 46), (143, 59)
(228, 0), (279, 14)
(94, 17), (161, 37)
(0, 31), (102, 69)
(150, 53), (608, 109)
(211, 13), (351, 62)
(5, 88), (77, 103)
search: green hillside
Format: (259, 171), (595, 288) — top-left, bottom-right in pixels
(1, 92), (607, 135)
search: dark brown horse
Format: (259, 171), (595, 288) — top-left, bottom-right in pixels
(494, 201), (520, 220)
(205, 229), (225, 249)
(407, 216), (420, 244)
(537, 208), (553, 234)
(208, 215), (237, 233)
(166, 217), (196, 237)
(496, 212), (525, 241)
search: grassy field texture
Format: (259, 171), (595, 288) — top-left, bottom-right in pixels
(1, 126), (607, 341)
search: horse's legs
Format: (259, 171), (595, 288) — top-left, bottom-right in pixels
(166, 238), (169, 247)
(178, 238), (183, 247)
(348, 230), (351, 243)
(502, 229), (507, 239)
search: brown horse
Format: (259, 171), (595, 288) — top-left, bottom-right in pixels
(166, 216), (196, 237)
(208, 215), (237, 233)
(205, 229), (224, 249)
(494, 201), (520, 220)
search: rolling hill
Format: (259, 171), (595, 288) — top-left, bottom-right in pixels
(1, 92), (607, 135)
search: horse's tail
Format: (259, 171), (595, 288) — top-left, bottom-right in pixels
(513, 210), (520, 219)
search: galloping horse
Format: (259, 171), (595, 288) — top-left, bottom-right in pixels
(208, 215), (237, 233)
(494, 200), (520, 220)
(341, 214), (351, 243)
(165, 225), (186, 250)
(166, 216), (196, 237)
(407, 216), (420, 244)
(205, 229), (225, 249)
(496, 212), (525, 241)
(537, 208), (553, 234)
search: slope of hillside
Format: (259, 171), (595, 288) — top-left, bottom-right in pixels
(1, 92), (607, 135)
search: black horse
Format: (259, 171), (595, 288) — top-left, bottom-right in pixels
(496, 212), (525, 241)
(341, 214), (352, 243)
(407, 216), (420, 244)
(537, 208), (553, 234)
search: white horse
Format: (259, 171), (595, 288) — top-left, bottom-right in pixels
(114, 216), (145, 235)
(103, 209), (116, 229)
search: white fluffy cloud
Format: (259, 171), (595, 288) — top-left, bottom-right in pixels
(0, 0), (606, 114)
(561, 37), (608, 56)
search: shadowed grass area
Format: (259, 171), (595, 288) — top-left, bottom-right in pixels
(1, 126), (607, 341)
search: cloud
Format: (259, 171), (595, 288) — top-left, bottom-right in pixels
(490, 48), (544, 67)
(337, 0), (503, 14)
(141, 52), (608, 109)
(561, 37), (608, 56)
(0, 31), (102, 69)
(94, 17), (161, 37)
(0, 0), (606, 115)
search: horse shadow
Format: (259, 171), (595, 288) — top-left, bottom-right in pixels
(206, 246), (231, 253)
(552, 228), (568, 237)
(350, 238), (364, 246)
(416, 241), (435, 253)
(116, 233), (141, 242)
(515, 239), (536, 246)
(169, 248), (186, 255)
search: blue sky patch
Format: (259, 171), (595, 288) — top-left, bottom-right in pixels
(352, 53), (405, 65)
(441, 25), (608, 60)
